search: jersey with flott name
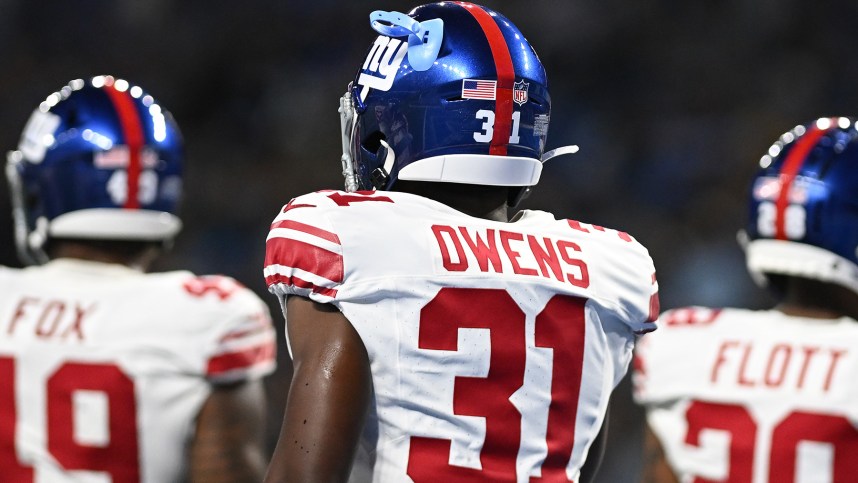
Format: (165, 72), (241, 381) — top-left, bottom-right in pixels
(0, 259), (276, 483)
(634, 307), (858, 482)
(264, 190), (658, 483)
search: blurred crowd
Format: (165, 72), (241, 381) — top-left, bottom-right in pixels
(2, 0), (856, 480)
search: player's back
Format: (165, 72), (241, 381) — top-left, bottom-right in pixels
(0, 259), (276, 483)
(265, 190), (658, 482)
(634, 307), (858, 482)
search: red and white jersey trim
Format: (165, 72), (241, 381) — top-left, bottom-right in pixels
(206, 314), (277, 383)
(206, 342), (276, 383)
(263, 264), (340, 298)
(267, 220), (343, 250)
(264, 211), (344, 300)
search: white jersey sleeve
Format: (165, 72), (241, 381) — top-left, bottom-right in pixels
(265, 190), (659, 483)
(633, 306), (858, 482)
(182, 274), (278, 384)
(0, 261), (276, 483)
(264, 191), (346, 305)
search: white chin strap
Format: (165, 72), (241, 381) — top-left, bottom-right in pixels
(379, 139), (395, 175)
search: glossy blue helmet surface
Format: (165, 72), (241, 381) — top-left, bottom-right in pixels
(339, 2), (553, 204)
(6, 75), (184, 264)
(743, 117), (858, 293)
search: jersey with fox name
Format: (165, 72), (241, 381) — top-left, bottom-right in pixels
(0, 259), (276, 483)
(264, 189), (659, 483)
(633, 307), (858, 482)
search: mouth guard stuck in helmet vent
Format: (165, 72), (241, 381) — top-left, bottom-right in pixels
(370, 10), (443, 72)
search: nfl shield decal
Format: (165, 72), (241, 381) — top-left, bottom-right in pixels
(513, 81), (529, 106)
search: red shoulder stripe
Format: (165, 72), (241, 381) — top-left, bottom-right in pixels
(206, 340), (276, 376)
(218, 313), (272, 343)
(265, 237), (344, 283)
(270, 219), (341, 245)
(647, 273), (660, 322)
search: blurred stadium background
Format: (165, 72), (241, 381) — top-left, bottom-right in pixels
(2, 0), (857, 479)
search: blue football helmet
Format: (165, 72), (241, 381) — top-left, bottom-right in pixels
(6, 75), (184, 265)
(742, 116), (858, 294)
(339, 2), (576, 205)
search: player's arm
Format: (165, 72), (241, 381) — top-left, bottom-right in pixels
(264, 295), (372, 483)
(640, 421), (678, 483)
(189, 380), (269, 482)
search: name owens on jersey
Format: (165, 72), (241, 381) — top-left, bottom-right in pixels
(0, 260), (276, 483)
(265, 190), (659, 482)
(634, 307), (858, 482)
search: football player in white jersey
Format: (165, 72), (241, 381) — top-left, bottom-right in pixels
(2, 75), (277, 482)
(634, 117), (858, 482)
(263, 3), (660, 483)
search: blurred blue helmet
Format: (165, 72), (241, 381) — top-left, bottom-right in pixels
(339, 2), (576, 205)
(6, 75), (184, 264)
(743, 116), (858, 293)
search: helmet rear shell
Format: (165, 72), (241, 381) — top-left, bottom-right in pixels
(349, 2), (550, 191)
(6, 76), (183, 263)
(744, 117), (858, 291)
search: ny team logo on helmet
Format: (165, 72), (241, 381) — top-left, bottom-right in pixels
(743, 116), (858, 294)
(339, 2), (576, 206)
(6, 75), (184, 265)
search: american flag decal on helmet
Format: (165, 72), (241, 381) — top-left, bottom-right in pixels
(462, 79), (497, 100)
(513, 80), (529, 106)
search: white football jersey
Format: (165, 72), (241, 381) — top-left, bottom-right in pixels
(0, 259), (276, 483)
(634, 307), (858, 482)
(264, 190), (658, 482)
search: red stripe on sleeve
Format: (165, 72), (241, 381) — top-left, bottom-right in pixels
(457, 2), (515, 156)
(270, 219), (341, 245)
(647, 272), (660, 322)
(264, 272), (338, 298)
(774, 120), (833, 240)
(219, 313), (272, 343)
(206, 341), (276, 377)
(103, 84), (145, 209)
(265, 237), (344, 283)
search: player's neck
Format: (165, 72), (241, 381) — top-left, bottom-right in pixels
(49, 240), (159, 272)
(776, 303), (846, 319)
(393, 181), (510, 222)
(431, 197), (509, 222)
(776, 277), (858, 320)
